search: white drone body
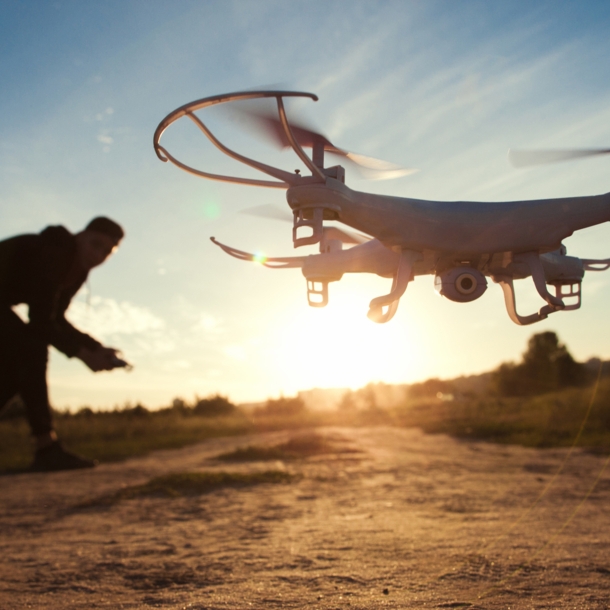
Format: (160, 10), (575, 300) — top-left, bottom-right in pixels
(154, 90), (610, 325)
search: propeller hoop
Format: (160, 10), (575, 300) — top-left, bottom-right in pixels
(154, 90), (320, 188)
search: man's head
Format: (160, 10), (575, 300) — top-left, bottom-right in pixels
(75, 217), (124, 271)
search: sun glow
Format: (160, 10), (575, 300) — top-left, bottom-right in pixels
(267, 278), (428, 394)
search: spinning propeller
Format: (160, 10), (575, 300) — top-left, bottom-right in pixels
(224, 102), (417, 180)
(508, 148), (610, 167)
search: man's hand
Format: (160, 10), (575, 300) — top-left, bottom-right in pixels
(76, 346), (119, 372)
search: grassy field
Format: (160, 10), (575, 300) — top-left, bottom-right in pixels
(396, 377), (610, 451)
(2, 377), (609, 473)
(0, 410), (252, 472)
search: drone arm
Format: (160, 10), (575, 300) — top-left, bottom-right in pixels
(582, 258), (610, 271)
(276, 97), (326, 182)
(367, 249), (421, 323)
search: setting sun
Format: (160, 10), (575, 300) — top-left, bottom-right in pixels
(264, 277), (427, 394)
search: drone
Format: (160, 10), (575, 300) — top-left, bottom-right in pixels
(154, 90), (610, 326)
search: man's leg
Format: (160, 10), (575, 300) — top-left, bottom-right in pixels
(0, 377), (18, 419)
(0, 309), (55, 439)
(18, 338), (56, 442)
(0, 310), (21, 414)
(21, 335), (97, 470)
(0, 308), (95, 471)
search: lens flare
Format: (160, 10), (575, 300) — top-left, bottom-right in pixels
(201, 201), (221, 219)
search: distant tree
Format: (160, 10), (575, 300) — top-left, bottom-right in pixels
(361, 383), (379, 410)
(166, 397), (193, 416)
(257, 395), (306, 417)
(120, 403), (150, 417)
(338, 390), (357, 412)
(492, 362), (522, 396)
(193, 394), (236, 417)
(583, 358), (610, 379)
(493, 331), (588, 396)
(408, 378), (455, 399)
(76, 406), (95, 418)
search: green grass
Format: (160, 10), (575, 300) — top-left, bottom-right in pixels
(2, 378), (609, 474)
(0, 418), (31, 472)
(0, 411), (252, 472)
(79, 470), (296, 507)
(395, 378), (610, 451)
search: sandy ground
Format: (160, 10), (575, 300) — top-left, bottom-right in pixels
(1, 426), (609, 609)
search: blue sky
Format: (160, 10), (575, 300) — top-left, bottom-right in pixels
(3, 1), (610, 409)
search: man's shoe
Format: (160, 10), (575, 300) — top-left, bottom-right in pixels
(31, 440), (97, 472)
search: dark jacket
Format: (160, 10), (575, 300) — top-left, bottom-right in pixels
(0, 225), (101, 357)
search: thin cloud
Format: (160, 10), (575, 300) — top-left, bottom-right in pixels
(67, 295), (165, 340)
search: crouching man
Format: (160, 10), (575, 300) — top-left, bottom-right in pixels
(0, 217), (126, 472)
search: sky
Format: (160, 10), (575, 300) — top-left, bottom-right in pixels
(3, 0), (610, 409)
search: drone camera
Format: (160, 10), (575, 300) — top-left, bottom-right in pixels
(455, 273), (477, 295)
(434, 268), (487, 303)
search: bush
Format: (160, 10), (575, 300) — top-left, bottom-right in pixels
(408, 378), (455, 399)
(256, 396), (306, 417)
(492, 331), (589, 397)
(193, 394), (236, 417)
(120, 403), (150, 417)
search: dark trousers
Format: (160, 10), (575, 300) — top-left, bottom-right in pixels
(0, 308), (53, 435)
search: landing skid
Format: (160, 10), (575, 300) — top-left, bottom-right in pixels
(492, 251), (566, 326)
(367, 250), (421, 324)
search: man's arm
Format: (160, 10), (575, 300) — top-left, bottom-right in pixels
(28, 283), (102, 357)
(76, 345), (118, 371)
(26, 226), (103, 358)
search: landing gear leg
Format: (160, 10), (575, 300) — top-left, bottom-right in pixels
(493, 276), (555, 325)
(514, 251), (564, 308)
(367, 249), (421, 323)
(492, 251), (566, 326)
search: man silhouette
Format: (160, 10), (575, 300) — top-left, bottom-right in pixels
(0, 217), (125, 471)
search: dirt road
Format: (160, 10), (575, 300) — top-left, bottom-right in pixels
(1, 427), (609, 609)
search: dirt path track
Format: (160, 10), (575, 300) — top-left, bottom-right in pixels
(1, 427), (609, 609)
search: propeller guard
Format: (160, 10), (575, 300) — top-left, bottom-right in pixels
(209, 237), (306, 268)
(154, 90), (327, 189)
(210, 237), (333, 307)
